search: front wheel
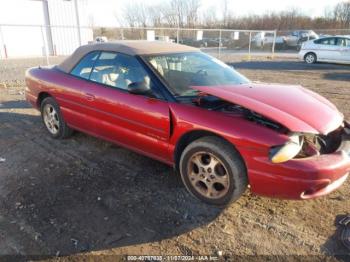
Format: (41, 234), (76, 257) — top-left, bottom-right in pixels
(179, 136), (248, 206)
(304, 53), (317, 64)
(41, 97), (73, 139)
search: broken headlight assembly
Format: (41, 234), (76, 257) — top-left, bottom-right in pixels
(269, 126), (346, 163)
(269, 134), (304, 163)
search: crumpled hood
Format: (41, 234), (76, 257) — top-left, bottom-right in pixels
(192, 83), (343, 135)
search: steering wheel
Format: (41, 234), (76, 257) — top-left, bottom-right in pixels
(195, 69), (208, 76)
(190, 69), (208, 86)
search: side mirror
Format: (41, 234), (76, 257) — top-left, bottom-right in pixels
(127, 82), (151, 96)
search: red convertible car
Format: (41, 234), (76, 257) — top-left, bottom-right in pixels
(25, 41), (350, 205)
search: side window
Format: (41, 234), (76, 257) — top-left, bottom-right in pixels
(328, 38), (336, 45)
(336, 38), (345, 46)
(71, 51), (99, 79)
(315, 38), (336, 45)
(90, 52), (120, 85)
(347, 39), (350, 47)
(336, 38), (350, 47)
(89, 52), (157, 96)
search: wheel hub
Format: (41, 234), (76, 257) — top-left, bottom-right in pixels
(43, 104), (60, 135)
(187, 152), (230, 199)
(306, 54), (314, 63)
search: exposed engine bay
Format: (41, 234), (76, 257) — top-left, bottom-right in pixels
(186, 94), (346, 158)
(298, 128), (345, 157)
(189, 95), (286, 131)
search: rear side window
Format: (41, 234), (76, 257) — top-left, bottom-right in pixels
(346, 39), (350, 47)
(337, 38), (350, 47)
(71, 51), (100, 79)
(314, 38), (336, 45)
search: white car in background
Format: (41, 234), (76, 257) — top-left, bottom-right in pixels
(95, 36), (108, 43)
(284, 30), (319, 49)
(252, 32), (284, 49)
(299, 36), (350, 64)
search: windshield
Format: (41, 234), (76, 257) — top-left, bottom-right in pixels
(144, 52), (250, 97)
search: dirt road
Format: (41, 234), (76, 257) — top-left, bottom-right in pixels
(0, 58), (349, 260)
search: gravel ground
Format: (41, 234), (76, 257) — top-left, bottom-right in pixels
(0, 57), (349, 261)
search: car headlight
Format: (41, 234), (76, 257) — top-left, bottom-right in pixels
(269, 134), (303, 163)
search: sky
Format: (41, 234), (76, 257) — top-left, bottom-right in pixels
(0, 0), (344, 27)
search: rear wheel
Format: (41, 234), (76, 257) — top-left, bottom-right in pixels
(41, 97), (73, 139)
(304, 52), (317, 64)
(179, 136), (248, 206)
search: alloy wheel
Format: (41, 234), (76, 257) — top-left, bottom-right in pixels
(43, 104), (60, 135)
(187, 152), (230, 199)
(305, 54), (315, 64)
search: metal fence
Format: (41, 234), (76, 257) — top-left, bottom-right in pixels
(0, 24), (277, 65)
(92, 27), (278, 59)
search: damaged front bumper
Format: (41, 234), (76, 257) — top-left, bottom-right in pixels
(243, 126), (350, 200)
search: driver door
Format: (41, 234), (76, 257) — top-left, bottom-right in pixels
(83, 52), (171, 163)
(315, 37), (337, 61)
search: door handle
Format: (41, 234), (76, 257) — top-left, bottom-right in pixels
(85, 93), (95, 101)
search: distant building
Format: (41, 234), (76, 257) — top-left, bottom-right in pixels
(0, 0), (93, 58)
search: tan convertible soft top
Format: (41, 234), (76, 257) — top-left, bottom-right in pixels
(58, 41), (199, 73)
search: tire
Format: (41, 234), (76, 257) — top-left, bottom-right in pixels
(304, 52), (317, 64)
(40, 97), (73, 139)
(179, 136), (248, 206)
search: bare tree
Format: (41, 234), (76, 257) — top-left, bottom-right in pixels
(122, 1), (149, 27)
(186, 0), (201, 27)
(170, 0), (186, 27)
(115, 0), (349, 30)
(147, 4), (164, 27)
(201, 6), (218, 28)
(333, 0), (350, 27)
(165, 0), (201, 27)
(221, 0), (229, 26)
(161, 1), (180, 27)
